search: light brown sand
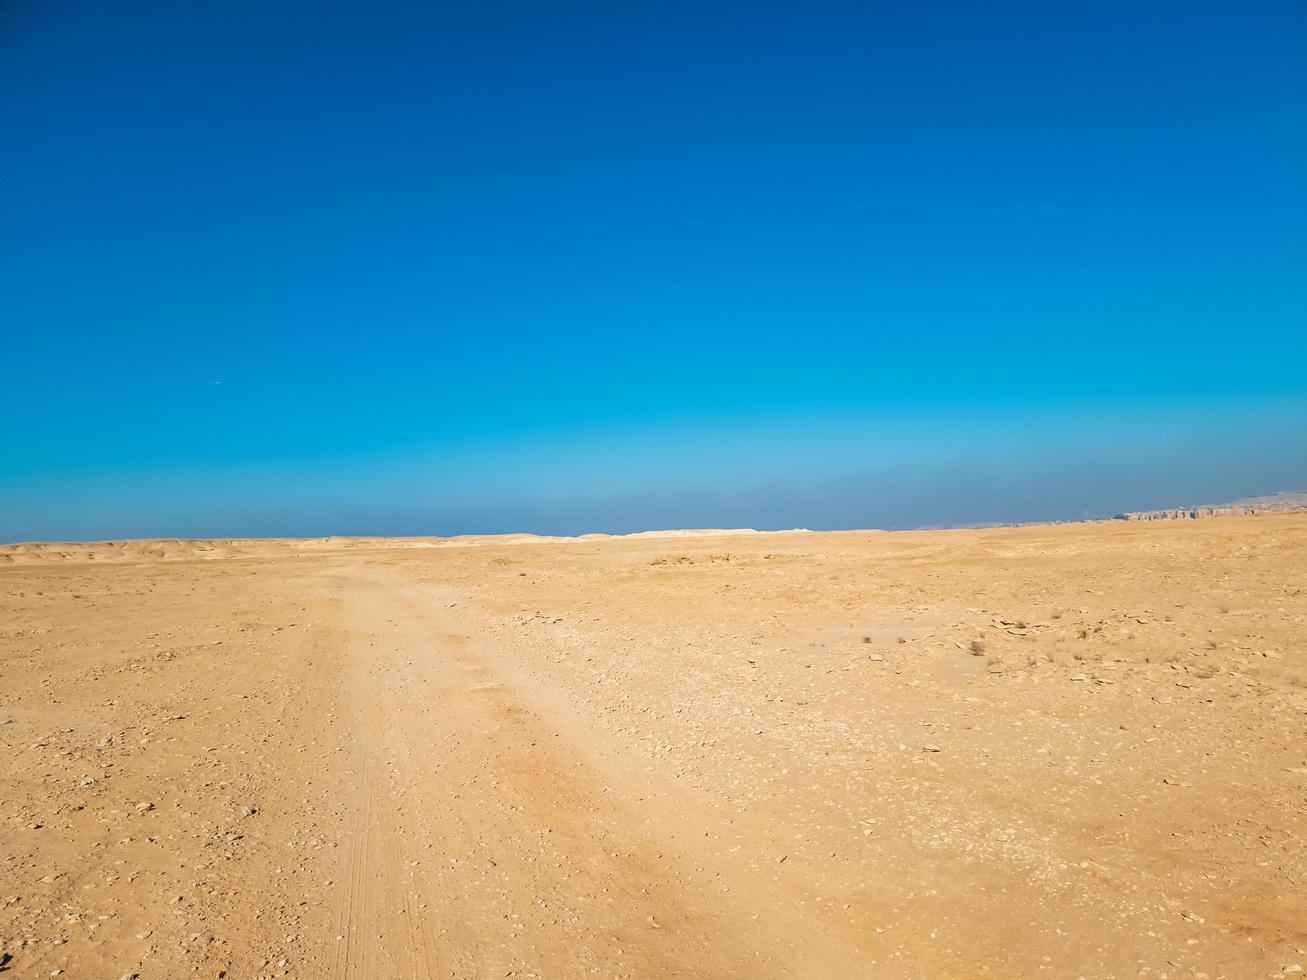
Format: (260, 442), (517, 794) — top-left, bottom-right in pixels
(2, 515), (1305, 978)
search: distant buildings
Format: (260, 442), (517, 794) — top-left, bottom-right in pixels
(1116, 490), (1307, 521)
(1117, 506), (1257, 521)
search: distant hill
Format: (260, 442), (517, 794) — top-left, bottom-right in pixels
(1117, 490), (1307, 522)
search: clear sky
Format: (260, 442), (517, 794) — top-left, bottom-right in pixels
(3, 1), (1305, 541)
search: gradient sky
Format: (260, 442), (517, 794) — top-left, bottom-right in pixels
(3, 0), (1305, 541)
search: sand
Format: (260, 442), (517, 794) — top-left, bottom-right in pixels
(2, 514), (1305, 978)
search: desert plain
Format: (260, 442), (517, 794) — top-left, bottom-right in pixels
(1, 514), (1305, 979)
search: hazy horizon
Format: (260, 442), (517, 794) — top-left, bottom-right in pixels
(4, 1), (1304, 542)
(5, 395), (1305, 542)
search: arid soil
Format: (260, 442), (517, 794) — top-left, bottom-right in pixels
(2, 515), (1306, 979)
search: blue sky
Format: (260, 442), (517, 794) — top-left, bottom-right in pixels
(2, 0), (1305, 540)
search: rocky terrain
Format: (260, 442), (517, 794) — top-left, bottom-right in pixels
(2, 515), (1306, 978)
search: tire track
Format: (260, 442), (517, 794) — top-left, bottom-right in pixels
(331, 740), (374, 978)
(319, 564), (874, 979)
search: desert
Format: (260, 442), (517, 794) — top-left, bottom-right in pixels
(7, 1), (1305, 976)
(2, 514), (1305, 978)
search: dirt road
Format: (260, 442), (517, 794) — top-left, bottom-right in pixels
(325, 569), (862, 979)
(3, 517), (1306, 977)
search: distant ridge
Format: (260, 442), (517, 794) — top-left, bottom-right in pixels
(5, 495), (1305, 558)
(1116, 490), (1307, 522)
(0, 527), (805, 563)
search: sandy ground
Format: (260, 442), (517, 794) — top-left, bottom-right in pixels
(2, 515), (1305, 979)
